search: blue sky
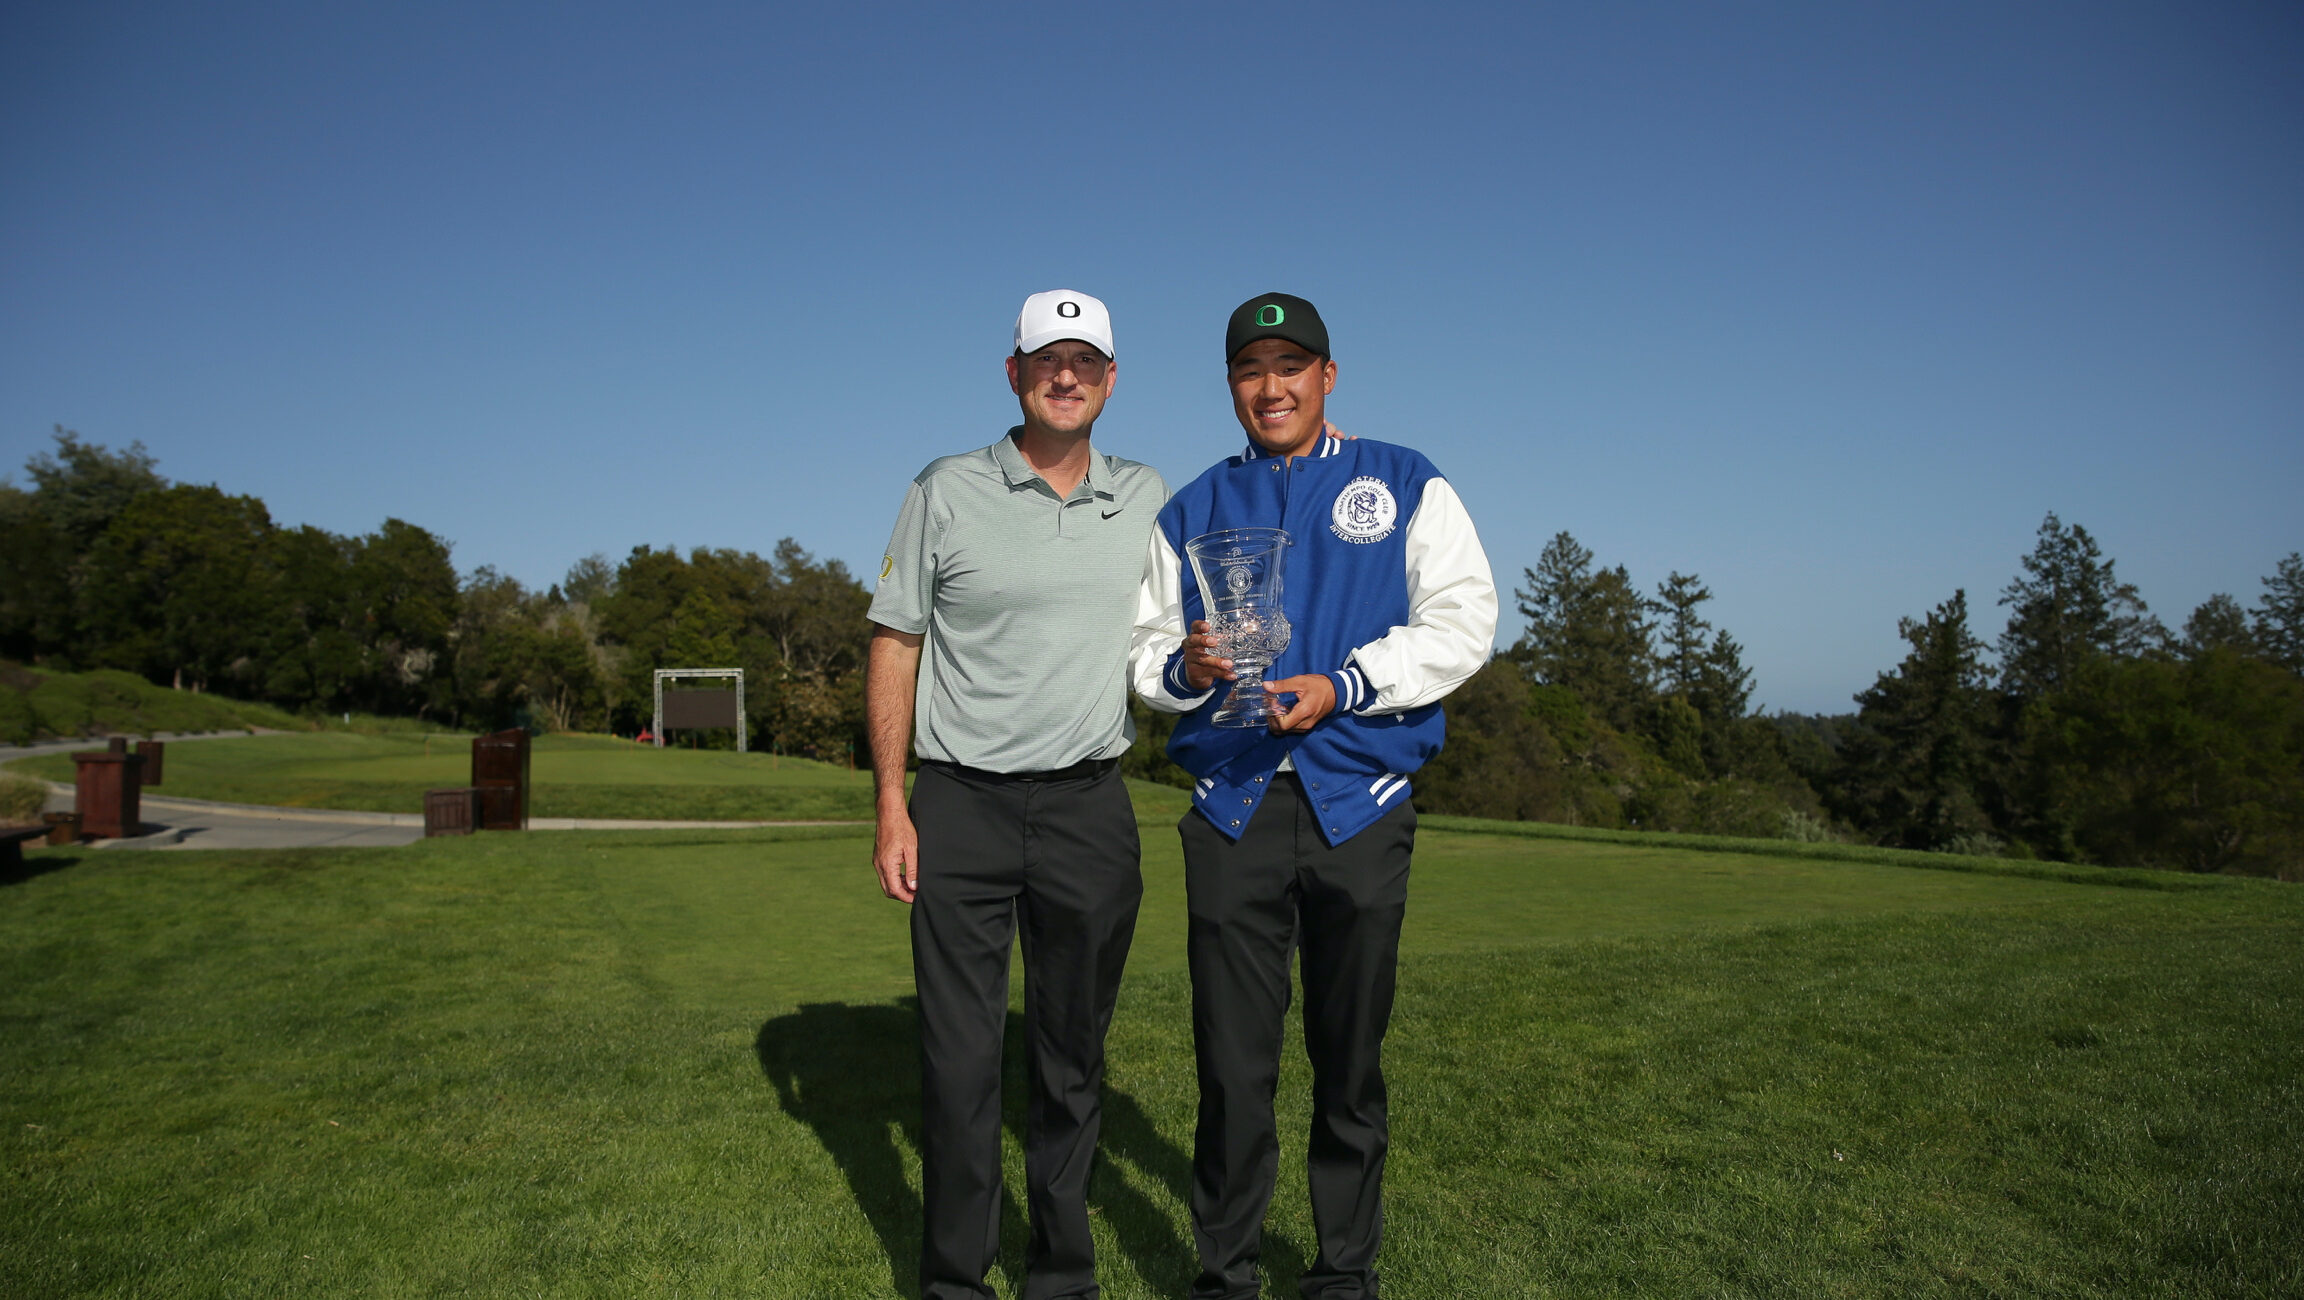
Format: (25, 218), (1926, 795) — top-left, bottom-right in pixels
(3, 1), (2297, 713)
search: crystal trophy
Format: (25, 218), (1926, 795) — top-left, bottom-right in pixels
(1183, 527), (1293, 728)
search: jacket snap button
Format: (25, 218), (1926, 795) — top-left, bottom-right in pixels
(1231, 819), (1241, 827)
(1242, 797), (1252, 805)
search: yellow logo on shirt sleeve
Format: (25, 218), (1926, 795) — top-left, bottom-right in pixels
(880, 555), (894, 580)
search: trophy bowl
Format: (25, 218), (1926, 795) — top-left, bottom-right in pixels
(1183, 527), (1293, 728)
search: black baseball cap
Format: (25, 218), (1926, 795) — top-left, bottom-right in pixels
(1225, 292), (1329, 362)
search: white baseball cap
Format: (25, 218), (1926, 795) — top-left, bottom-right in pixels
(1014, 289), (1114, 358)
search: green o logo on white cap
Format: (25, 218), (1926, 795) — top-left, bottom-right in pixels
(1256, 304), (1285, 326)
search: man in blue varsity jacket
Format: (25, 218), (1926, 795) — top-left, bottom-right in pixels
(1128, 293), (1497, 1300)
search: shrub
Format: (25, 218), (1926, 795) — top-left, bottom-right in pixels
(0, 684), (34, 746)
(0, 772), (49, 824)
(1938, 831), (2007, 859)
(1779, 810), (1836, 843)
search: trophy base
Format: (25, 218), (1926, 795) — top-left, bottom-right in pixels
(1210, 704), (1274, 729)
(1210, 677), (1275, 729)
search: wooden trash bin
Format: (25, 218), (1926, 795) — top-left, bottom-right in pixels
(424, 788), (481, 837)
(136, 740), (166, 787)
(73, 750), (143, 840)
(43, 811), (82, 846)
(471, 729), (530, 831)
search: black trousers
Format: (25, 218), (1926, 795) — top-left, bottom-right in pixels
(910, 761), (1143, 1300)
(1182, 774), (1416, 1300)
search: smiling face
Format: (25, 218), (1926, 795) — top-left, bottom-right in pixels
(1227, 338), (1336, 458)
(1006, 341), (1115, 438)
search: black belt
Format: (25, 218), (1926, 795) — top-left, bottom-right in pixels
(922, 757), (1117, 784)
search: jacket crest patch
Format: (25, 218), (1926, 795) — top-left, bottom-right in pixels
(1330, 476), (1397, 544)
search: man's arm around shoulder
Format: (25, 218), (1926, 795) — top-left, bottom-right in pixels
(866, 624), (924, 902)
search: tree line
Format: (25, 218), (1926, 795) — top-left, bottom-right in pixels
(5, 429), (2298, 875)
(1827, 518), (2302, 875)
(1406, 518), (2303, 878)
(0, 431), (870, 757)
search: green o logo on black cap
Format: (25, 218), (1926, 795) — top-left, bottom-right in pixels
(1256, 304), (1285, 327)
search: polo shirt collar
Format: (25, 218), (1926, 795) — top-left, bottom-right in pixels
(993, 428), (1037, 486)
(994, 428), (1107, 499)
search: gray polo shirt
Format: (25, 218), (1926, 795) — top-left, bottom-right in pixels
(869, 429), (1169, 773)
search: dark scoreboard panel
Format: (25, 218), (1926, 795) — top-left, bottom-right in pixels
(662, 689), (741, 730)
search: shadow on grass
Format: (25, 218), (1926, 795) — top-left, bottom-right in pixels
(1091, 1083), (1311, 1296)
(1, 850), (78, 887)
(758, 1001), (1264, 1298)
(756, 1001), (942, 1297)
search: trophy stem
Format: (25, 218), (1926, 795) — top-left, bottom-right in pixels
(1214, 666), (1273, 728)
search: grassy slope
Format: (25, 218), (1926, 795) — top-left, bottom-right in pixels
(3, 825), (2297, 1298)
(14, 730), (2211, 887)
(7, 730), (1198, 825)
(7, 731), (887, 821)
(0, 664), (306, 743)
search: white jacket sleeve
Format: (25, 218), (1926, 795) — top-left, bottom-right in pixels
(1337, 477), (1498, 714)
(1129, 528), (1216, 712)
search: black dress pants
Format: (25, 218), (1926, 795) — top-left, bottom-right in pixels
(1182, 774), (1415, 1300)
(911, 761), (1143, 1300)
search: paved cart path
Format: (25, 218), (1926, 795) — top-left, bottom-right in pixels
(3, 733), (865, 851)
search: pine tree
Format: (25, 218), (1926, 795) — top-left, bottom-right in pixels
(2181, 593), (2253, 659)
(1996, 513), (2163, 700)
(2255, 552), (2304, 674)
(1835, 590), (1995, 851)
(1513, 531), (1594, 682)
(1654, 571), (1713, 697)
(1696, 629), (1754, 723)
(1512, 532), (1655, 730)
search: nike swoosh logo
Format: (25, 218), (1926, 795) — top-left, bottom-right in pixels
(1102, 508), (1123, 519)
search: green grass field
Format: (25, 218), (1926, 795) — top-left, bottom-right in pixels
(4, 812), (2297, 1297)
(6, 731), (898, 822)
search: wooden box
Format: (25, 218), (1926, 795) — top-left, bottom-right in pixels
(423, 787), (480, 837)
(471, 729), (531, 831)
(72, 751), (142, 839)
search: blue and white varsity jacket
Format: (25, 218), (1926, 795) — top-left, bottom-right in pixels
(1129, 432), (1497, 845)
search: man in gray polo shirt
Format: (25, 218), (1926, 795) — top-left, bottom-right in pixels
(866, 289), (1167, 1300)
